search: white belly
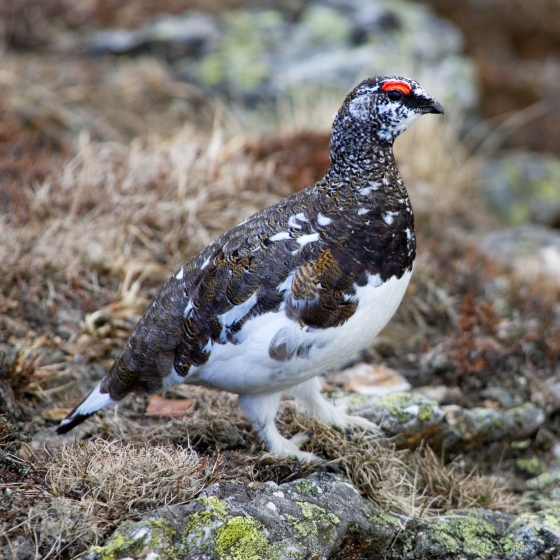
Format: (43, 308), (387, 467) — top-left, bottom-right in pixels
(178, 269), (412, 395)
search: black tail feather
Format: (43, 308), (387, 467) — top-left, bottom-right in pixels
(56, 411), (94, 434)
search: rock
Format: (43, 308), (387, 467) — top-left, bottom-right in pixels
(477, 225), (560, 286)
(544, 378), (560, 414)
(525, 470), (560, 510)
(411, 509), (513, 559)
(416, 384), (467, 406)
(481, 151), (560, 228)
(86, 0), (478, 115)
(79, 472), (400, 560)
(333, 362), (411, 395)
(334, 391), (545, 451)
(79, 473), (560, 559)
(337, 391), (449, 446)
(89, 12), (221, 60)
(28, 425), (92, 453)
(0, 535), (35, 560)
(501, 509), (560, 560)
(480, 387), (524, 409)
(443, 403), (545, 450)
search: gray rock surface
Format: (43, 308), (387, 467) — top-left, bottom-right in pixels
(80, 472), (560, 559)
(482, 151), (560, 228)
(477, 225), (560, 286)
(86, 0), (478, 114)
(336, 391), (545, 450)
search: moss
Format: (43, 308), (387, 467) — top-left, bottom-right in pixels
(214, 516), (275, 560)
(426, 512), (499, 558)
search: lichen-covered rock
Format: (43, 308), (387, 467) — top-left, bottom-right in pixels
(524, 470), (560, 510)
(336, 391), (448, 446)
(477, 225), (560, 287)
(410, 509), (513, 559)
(500, 509), (560, 560)
(86, 0), (478, 116)
(334, 391), (545, 452)
(443, 403), (545, 450)
(82, 493), (560, 560)
(79, 472), (401, 560)
(481, 151), (560, 227)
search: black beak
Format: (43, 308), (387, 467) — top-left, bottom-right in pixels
(422, 99), (444, 115)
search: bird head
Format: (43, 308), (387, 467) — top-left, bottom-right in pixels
(336, 76), (444, 144)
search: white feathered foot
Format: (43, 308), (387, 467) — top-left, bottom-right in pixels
(238, 377), (381, 463)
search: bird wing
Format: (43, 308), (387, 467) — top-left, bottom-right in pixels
(104, 186), (368, 398)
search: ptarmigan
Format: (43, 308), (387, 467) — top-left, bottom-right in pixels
(58, 76), (443, 461)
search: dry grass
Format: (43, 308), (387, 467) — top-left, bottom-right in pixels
(74, 389), (520, 520)
(1, 440), (221, 559)
(0, 48), (547, 560)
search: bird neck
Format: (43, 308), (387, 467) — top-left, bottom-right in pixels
(326, 122), (397, 185)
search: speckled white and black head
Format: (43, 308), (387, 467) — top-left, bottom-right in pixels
(338, 76), (443, 143)
(56, 76), (444, 464)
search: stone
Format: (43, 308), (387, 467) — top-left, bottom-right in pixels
(481, 151), (560, 228)
(78, 472), (400, 560)
(500, 509), (560, 560)
(78, 476), (560, 559)
(477, 225), (560, 286)
(333, 391), (545, 451)
(336, 391), (449, 446)
(443, 403), (545, 450)
(85, 0), (478, 116)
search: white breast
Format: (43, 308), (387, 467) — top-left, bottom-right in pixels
(176, 269), (413, 395)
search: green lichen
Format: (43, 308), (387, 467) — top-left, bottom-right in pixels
(291, 479), (323, 497)
(298, 501), (339, 525)
(179, 495), (231, 555)
(300, 5), (352, 45)
(374, 392), (437, 424)
(90, 518), (181, 560)
(89, 526), (143, 560)
(147, 518), (177, 541)
(199, 10), (282, 88)
(516, 457), (546, 476)
(542, 509), (560, 534)
(370, 512), (401, 529)
(418, 403), (434, 422)
(426, 512), (499, 558)
(526, 471), (560, 492)
(281, 501), (340, 555)
(500, 532), (526, 555)
(214, 516), (275, 560)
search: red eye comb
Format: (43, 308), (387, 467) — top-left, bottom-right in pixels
(381, 80), (412, 95)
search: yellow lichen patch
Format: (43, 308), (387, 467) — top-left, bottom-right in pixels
(214, 516), (275, 560)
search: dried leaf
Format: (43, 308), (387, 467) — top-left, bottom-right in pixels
(146, 395), (193, 417)
(41, 408), (72, 421)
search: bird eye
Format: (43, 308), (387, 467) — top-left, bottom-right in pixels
(387, 90), (403, 101)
